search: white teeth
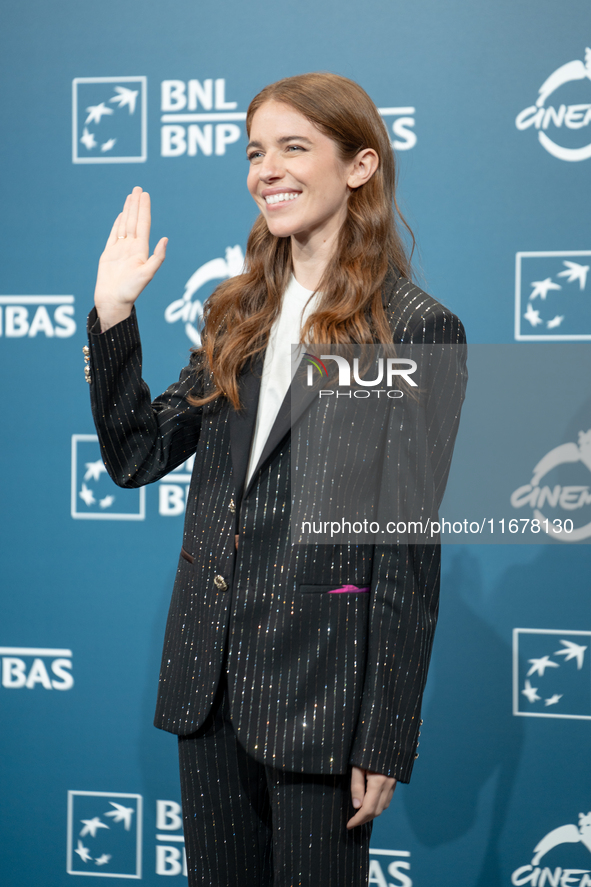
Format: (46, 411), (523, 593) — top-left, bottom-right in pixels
(264, 192), (299, 205)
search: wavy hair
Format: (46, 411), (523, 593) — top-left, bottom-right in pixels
(190, 72), (414, 409)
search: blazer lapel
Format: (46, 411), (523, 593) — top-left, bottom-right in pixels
(243, 357), (318, 498)
(228, 356), (263, 497)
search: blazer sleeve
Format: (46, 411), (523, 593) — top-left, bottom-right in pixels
(348, 302), (467, 781)
(86, 306), (203, 488)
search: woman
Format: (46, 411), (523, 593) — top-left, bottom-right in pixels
(87, 73), (466, 887)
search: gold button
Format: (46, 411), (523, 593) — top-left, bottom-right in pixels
(414, 753), (419, 759)
(229, 498), (236, 514)
(82, 345), (90, 356)
(420, 719), (423, 726)
(213, 575), (228, 591)
(84, 366), (91, 384)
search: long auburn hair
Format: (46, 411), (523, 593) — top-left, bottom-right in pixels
(190, 72), (414, 409)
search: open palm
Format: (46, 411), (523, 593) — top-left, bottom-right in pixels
(94, 186), (167, 331)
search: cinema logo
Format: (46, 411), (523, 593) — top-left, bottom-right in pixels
(1, 646), (73, 690)
(164, 245), (245, 344)
(303, 352), (417, 399)
(0, 295), (75, 338)
(511, 811), (591, 886)
(510, 429), (591, 541)
(516, 47), (591, 161)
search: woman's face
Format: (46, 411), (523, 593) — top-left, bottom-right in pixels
(246, 100), (353, 246)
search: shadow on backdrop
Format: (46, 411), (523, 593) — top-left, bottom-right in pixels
(404, 548), (524, 887)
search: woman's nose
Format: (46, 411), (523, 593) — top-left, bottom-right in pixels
(259, 151), (284, 182)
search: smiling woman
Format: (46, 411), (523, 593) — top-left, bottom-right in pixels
(86, 71), (466, 887)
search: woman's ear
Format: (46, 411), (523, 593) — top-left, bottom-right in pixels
(347, 148), (379, 189)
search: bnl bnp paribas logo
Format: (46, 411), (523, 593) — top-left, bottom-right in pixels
(515, 251), (591, 341)
(1, 646), (73, 690)
(73, 76), (418, 163)
(516, 47), (591, 161)
(160, 82), (417, 158)
(71, 434), (195, 519)
(0, 294), (76, 339)
(513, 629), (591, 720)
(67, 791), (143, 878)
(67, 796), (189, 878)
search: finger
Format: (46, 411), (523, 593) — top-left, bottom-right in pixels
(143, 237), (168, 277)
(350, 767), (366, 810)
(117, 194), (132, 239)
(136, 191), (152, 244)
(347, 806), (373, 829)
(126, 186), (143, 238)
(360, 781), (383, 815)
(346, 789), (381, 830)
(106, 213), (123, 247)
(153, 236), (168, 261)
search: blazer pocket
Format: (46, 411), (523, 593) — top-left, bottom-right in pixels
(298, 583), (370, 594)
(180, 547), (195, 565)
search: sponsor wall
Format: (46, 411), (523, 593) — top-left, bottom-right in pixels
(1, 0), (590, 884)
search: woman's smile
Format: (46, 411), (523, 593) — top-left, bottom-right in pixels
(262, 188), (302, 207)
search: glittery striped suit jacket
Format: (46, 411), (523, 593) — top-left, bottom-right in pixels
(86, 274), (466, 784)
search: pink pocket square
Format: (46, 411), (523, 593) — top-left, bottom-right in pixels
(327, 585), (370, 594)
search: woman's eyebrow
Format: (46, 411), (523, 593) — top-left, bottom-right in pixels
(277, 135), (313, 145)
(246, 135), (313, 152)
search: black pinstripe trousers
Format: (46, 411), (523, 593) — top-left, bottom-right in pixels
(178, 671), (372, 887)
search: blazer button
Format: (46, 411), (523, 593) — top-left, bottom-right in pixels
(213, 575), (228, 591)
(414, 752), (419, 760)
(229, 498), (236, 514)
(83, 345), (91, 383)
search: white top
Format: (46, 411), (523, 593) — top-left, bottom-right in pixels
(245, 274), (319, 487)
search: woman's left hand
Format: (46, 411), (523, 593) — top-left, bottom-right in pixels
(347, 766), (397, 829)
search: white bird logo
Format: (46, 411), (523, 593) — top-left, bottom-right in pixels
(80, 817), (109, 838)
(104, 802), (135, 830)
(74, 840), (93, 863)
(523, 303), (543, 327)
(101, 138), (117, 153)
(79, 483), (96, 507)
(529, 278), (561, 301)
(85, 102), (114, 125)
(80, 128), (97, 150)
(546, 315), (564, 329)
(527, 656), (559, 678)
(84, 459), (107, 482)
(521, 679), (541, 703)
(557, 260), (589, 290)
(555, 639), (587, 670)
(109, 86), (139, 114)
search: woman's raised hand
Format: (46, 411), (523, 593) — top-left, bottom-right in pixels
(94, 186), (168, 331)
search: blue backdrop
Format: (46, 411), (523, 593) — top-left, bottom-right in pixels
(1, 1), (591, 884)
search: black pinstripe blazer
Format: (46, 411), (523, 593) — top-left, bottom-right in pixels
(86, 273), (466, 783)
